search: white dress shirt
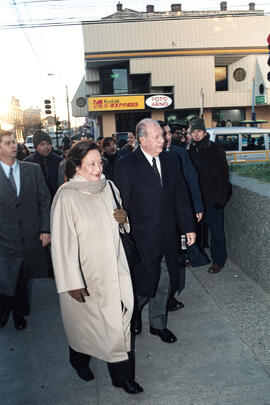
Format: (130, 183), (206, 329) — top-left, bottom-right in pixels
(0, 159), (20, 196)
(140, 147), (162, 177)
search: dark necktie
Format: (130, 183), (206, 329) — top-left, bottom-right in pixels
(9, 167), (17, 194)
(152, 157), (162, 186)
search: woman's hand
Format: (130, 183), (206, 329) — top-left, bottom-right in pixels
(68, 288), (89, 303)
(113, 209), (127, 224)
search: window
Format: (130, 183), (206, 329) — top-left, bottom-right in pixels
(242, 134), (265, 151)
(100, 64), (128, 94)
(233, 68), (246, 82)
(130, 74), (150, 94)
(215, 135), (238, 151)
(215, 67), (228, 91)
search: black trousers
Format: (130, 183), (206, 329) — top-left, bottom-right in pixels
(0, 263), (29, 317)
(69, 346), (135, 384)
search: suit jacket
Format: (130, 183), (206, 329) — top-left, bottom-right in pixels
(0, 161), (51, 295)
(114, 147), (196, 297)
(24, 151), (62, 198)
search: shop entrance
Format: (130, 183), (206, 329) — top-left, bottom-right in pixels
(115, 112), (151, 133)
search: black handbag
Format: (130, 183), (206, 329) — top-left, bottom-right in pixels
(108, 182), (140, 269)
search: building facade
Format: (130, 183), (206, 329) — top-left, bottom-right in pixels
(72, 2), (270, 137)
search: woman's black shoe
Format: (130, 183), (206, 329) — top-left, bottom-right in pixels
(76, 367), (94, 381)
(113, 380), (143, 394)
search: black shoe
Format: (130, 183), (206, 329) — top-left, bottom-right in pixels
(113, 380), (143, 394)
(131, 312), (142, 335)
(13, 315), (27, 330)
(76, 367), (94, 382)
(0, 308), (11, 327)
(168, 297), (185, 312)
(150, 326), (177, 343)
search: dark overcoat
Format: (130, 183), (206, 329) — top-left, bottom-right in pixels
(0, 161), (51, 295)
(113, 147), (196, 297)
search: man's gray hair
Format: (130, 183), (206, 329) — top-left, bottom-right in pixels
(136, 118), (161, 139)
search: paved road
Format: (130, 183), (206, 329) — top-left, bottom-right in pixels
(1, 259), (270, 405)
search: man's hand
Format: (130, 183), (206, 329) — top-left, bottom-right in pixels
(186, 232), (196, 246)
(40, 233), (51, 247)
(113, 209), (127, 224)
(196, 213), (203, 222)
(68, 288), (89, 303)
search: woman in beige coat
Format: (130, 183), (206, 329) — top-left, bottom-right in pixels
(51, 140), (143, 394)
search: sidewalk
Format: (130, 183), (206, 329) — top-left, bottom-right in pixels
(1, 259), (270, 405)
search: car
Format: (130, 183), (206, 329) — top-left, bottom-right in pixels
(207, 127), (270, 163)
(25, 135), (35, 153)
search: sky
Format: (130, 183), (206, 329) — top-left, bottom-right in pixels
(0, 0), (270, 122)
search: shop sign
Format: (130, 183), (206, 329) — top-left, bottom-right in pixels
(89, 95), (145, 112)
(145, 94), (174, 109)
(255, 95), (266, 105)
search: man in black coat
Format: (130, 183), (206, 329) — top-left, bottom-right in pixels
(0, 131), (51, 330)
(189, 118), (230, 273)
(114, 119), (196, 344)
(24, 130), (62, 199)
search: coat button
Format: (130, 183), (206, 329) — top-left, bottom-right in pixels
(21, 238), (24, 242)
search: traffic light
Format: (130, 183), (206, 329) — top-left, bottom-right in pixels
(56, 120), (61, 132)
(44, 99), (52, 115)
(267, 33), (270, 81)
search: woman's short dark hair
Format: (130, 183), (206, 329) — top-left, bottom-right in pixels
(65, 140), (100, 179)
(101, 137), (115, 150)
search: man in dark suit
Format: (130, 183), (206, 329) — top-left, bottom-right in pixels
(159, 121), (204, 311)
(0, 131), (51, 330)
(114, 119), (196, 344)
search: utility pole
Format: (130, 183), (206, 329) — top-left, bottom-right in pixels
(251, 78), (256, 127)
(66, 84), (71, 137)
(199, 88), (204, 118)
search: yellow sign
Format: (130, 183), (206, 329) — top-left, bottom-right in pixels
(89, 95), (145, 112)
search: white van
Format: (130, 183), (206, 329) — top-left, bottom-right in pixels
(207, 127), (270, 163)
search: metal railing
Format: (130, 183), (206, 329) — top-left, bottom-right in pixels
(227, 150), (270, 164)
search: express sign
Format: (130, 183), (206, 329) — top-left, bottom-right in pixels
(145, 94), (173, 109)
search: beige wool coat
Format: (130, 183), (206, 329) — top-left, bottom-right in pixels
(51, 174), (134, 363)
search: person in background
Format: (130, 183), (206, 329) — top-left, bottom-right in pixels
(16, 143), (30, 160)
(0, 131), (51, 330)
(189, 118), (230, 273)
(171, 126), (182, 147)
(120, 133), (137, 156)
(101, 137), (121, 180)
(185, 128), (192, 149)
(24, 130), (62, 199)
(58, 146), (71, 186)
(51, 140), (143, 394)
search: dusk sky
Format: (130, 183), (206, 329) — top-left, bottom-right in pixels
(0, 0), (269, 120)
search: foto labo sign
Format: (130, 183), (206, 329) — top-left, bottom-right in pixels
(145, 94), (174, 110)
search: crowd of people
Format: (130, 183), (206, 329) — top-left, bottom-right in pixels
(0, 117), (230, 395)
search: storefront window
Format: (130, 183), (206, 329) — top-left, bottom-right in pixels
(165, 109), (199, 127)
(212, 109), (245, 127)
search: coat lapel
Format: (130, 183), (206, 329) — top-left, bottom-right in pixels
(135, 147), (162, 189)
(17, 162), (31, 201)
